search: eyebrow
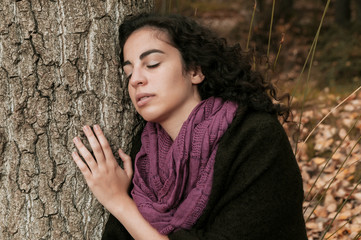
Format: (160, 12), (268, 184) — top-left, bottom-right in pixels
(123, 49), (165, 66)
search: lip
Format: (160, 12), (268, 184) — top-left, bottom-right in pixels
(135, 93), (155, 107)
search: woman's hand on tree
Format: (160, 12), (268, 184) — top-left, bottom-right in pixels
(72, 125), (133, 212)
(72, 125), (168, 240)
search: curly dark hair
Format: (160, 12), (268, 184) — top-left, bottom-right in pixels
(118, 13), (290, 121)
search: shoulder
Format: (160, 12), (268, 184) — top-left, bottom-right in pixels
(237, 109), (283, 131)
(220, 108), (287, 148)
(215, 107), (296, 178)
(214, 107), (300, 191)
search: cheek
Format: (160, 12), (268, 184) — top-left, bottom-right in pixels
(167, 67), (187, 87)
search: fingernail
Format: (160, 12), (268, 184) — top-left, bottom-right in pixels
(94, 124), (100, 130)
(83, 125), (90, 132)
(73, 137), (79, 143)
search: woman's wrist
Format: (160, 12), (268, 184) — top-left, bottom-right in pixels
(109, 196), (168, 240)
(105, 193), (132, 218)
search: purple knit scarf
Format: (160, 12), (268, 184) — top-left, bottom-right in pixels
(131, 97), (238, 234)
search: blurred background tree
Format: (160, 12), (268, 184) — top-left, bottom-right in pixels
(154, 0), (360, 92)
(335, 0), (361, 26)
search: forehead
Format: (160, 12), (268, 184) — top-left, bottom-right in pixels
(123, 27), (173, 56)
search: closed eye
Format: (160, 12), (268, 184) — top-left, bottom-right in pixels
(147, 63), (160, 69)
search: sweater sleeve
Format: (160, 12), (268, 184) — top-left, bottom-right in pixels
(169, 111), (307, 240)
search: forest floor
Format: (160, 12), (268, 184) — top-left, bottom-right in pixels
(287, 91), (361, 239)
(156, 0), (361, 239)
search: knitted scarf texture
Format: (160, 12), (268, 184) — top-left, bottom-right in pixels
(131, 97), (238, 234)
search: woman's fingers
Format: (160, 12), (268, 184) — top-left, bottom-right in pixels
(119, 149), (133, 179)
(73, 136), (98, 171)
(73, 125), (124, 175)
(82, 125), (105, 165)
(71, 129), (134, 209)
(93, 125), (115, 163)
(72, 151), (92, 178)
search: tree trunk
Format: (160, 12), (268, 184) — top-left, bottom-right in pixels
(335, 0), (351, 26)
(257, 0), (294, 24)
(0, 0), (152, 239)
(356, 0), (361, 24)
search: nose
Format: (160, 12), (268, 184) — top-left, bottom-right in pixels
(128, 67), (147, 88)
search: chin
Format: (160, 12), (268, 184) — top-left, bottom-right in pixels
(138, 112), (160, 123)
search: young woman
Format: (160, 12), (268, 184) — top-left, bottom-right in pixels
(72, 13), (307, 240)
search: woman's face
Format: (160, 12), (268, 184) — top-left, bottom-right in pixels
(123, 27), (204, 127)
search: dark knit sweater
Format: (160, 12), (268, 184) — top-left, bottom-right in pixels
(102, 108), (308, 240)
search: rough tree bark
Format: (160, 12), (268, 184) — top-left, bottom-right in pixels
(0, 0), (153, 239)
